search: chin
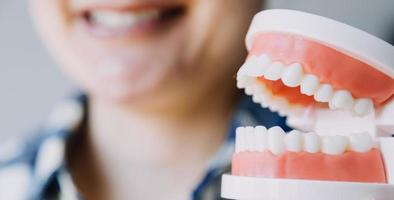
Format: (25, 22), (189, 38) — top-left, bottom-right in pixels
(83, 68), (169, 105)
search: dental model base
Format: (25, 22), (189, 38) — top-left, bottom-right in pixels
(221, 9), (394, 200)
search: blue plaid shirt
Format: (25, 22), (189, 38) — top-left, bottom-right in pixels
(0, 94), (288, 200)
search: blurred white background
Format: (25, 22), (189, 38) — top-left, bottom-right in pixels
(1, 0), (393, 140)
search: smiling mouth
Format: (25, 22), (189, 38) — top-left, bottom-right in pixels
(80, 4), (187, 37)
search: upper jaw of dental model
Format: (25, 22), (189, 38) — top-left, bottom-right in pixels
(236, 9), (394, 119)
(237, 55), (374, 117)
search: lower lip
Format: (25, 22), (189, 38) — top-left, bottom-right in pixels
(80, 7), (186, 38)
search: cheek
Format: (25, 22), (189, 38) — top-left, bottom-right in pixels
(190, 0), (257, 72)
(30, 0), (71, 44)
(30, 0), (112, 98)
(30, 1), (97, 102)
(30, 0), (79, 74)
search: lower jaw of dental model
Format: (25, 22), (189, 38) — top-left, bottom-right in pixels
(232, 126), (386, 183)
(232, 10), (394, 186)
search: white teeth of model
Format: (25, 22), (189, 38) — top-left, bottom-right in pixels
(287, 106), (305, 117)
(237, 75), (256, 89)
(353, 98), (374, 116)
(238, 55), (271, 77)
(349, 132), (373, 153)
(244, 85), (254, 95)
(254, 84), (269, 107)
(314, 84), (334, 103)
(281, 63), (304, 87)
(285, 130), (304, 152)
(303, 132), (321, 153)
(300, 74), (320, 96)
(269, 97), (288, 113)
(238, 56), (256, 77)
(276, 98), (291, 117)
(250, 84), (260, 104)
(237, 56), (254, 77)
(254, 92), (268, 106)
(236, 75), (250, 89)
(235, 127), (246, 153)
(278, 109), (288, 117)
(329, 90), (354, 110)
(252, 94), (262, 103)
(267, 126), (286, 155)
(91, 10), (159, 28)
(244, 126), (255, 151)
(264, 62), (285, 81)
(259, 92), (273, 108)
(322, 136), (348, 155)
(252, 81), (265, 94)
(254, 126), (268, 151)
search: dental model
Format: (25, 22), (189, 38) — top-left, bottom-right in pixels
(221, 10), (394, 200)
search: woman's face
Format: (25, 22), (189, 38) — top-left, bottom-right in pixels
(30, 0), (262, 104)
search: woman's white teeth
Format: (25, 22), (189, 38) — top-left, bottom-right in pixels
(322, 136), (348, 155)
(353, 98), (374, 116)
(329, 90), (354, 110)
(267, 126), (286, 155)
(235, 126), (375, 155)
(237, 55), (375, 116)
(349, 132), (373, 153)
(281, 63), (304, 87)
(300, 74), (320, 96)
(303, 132), (321, 153)
(285, 130), (303, 152)
(264, 62), (285, 81)
(314, 84), (334, 103)
(90, 10), (159, 28)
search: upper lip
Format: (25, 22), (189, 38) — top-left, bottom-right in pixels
(73, 0), (187, 13)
